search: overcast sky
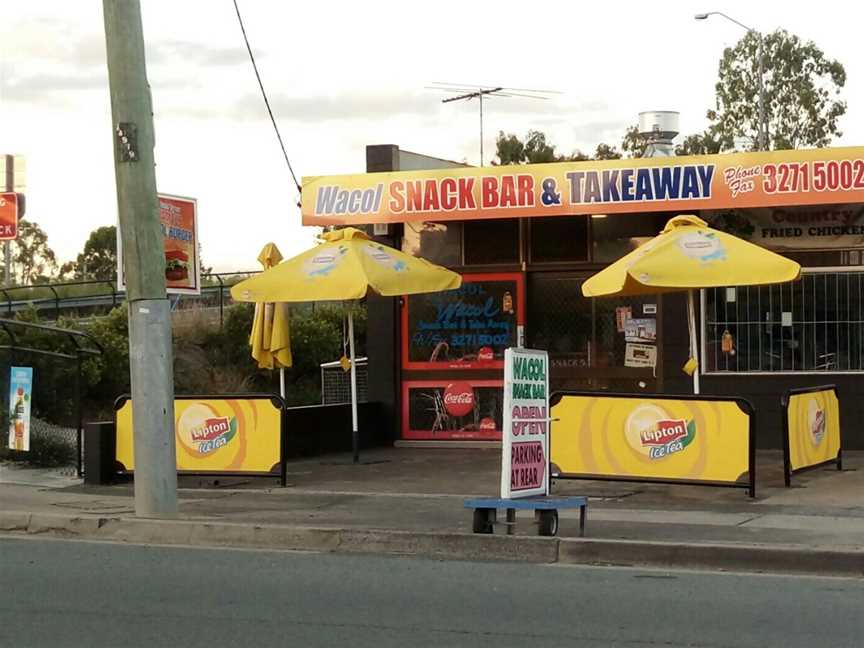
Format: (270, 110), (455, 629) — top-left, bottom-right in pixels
(1, 0), (862, 273)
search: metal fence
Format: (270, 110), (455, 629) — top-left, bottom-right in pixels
(0, 271), (259, 327)
(0, 319), (103, 475)
(320, 357), (368, 405)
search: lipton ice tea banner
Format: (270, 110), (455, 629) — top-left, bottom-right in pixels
(7, 366), (33, 451)
(550, 392), (755, 495)
(783, 386), (841, 484)
(115, 396), (283, 474)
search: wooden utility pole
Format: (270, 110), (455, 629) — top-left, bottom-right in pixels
(103, 0), (178, 516)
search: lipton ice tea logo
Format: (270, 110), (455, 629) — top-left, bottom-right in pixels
(303, 245), (348, 278)
(625, 404), (696, 460)
(362, 242), (407, 272)
(177, 404), (238, 456)
(678, 231), (725, 263)
(807, 398), (826, 446)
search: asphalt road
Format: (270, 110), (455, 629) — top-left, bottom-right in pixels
(1, 537), (862, 648)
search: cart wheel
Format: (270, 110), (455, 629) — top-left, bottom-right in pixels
(472, 508), (495, 534)
(538, 509), (559, 537)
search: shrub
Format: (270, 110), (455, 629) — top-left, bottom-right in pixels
(0, 418), (77, 468)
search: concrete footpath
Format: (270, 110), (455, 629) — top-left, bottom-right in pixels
(1, 448), (863, 576)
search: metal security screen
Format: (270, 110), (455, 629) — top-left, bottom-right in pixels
(704, 270), (864, 373)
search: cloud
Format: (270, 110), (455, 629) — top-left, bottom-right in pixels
(569, 119), (634, 141)
(146, 40), (252, 68)
(232, 91), (439, 122)
(168, 90), (613, 126)
(2, 70), (191, 106)
(2, 73), (107, 104)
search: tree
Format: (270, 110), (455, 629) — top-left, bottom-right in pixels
(711, 29), (846, 150)
(11, 219), (58, 284)
(495, 132), (525, 165)
(75, 225), (117, 280)
(620, 125), (647, 159)
(522, 130), (559, 163)
(593, 143), (622, 160)
(495, 130), (612, 165)
(675, 128), (722, 156)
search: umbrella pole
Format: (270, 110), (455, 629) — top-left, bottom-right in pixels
(687, 290), (700, 395)
(279, 367), (286, 400)
(348, 307), (359, 464)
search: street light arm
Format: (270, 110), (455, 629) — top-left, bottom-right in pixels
(695, 11), (755, 33)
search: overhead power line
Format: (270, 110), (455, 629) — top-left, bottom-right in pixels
(232, 0), (302, 199)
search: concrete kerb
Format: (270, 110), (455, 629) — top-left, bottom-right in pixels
(2, 510), (864, 576)
(558, 538), (864, 577)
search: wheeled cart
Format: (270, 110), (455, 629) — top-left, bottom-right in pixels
(463, 496), (587, 537)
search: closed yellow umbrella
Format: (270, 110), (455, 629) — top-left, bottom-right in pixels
(232, 227), (462, 461)
(583, 215), (801, 393)
(249, 243), (293, 398)
(250, 243), (292, 400)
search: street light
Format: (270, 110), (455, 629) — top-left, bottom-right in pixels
(695, 11), (767, 151)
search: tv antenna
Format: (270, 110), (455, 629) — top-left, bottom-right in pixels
(427, 82), (560, 165)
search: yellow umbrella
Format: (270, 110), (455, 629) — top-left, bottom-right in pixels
(232, 227), (462, 462)
(249, 243), (292, 397)
(583, 215), (801, 393)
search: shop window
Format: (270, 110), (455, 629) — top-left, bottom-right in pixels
(591, 213), (667, 263)
(530, 217), (589, 263)
(401, 222), (462, 267)
(402, 273), (523, 370)
(463, 219), (519, 265)
(704, 270), (864, 372)
(402, 380), (503, 440)
(527, 274), (658, 390)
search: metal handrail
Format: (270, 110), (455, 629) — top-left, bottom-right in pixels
(0, 317), (104, 355)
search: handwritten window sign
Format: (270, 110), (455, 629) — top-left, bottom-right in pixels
(403, 274), (522, 370)
(501, 348), (550, 499)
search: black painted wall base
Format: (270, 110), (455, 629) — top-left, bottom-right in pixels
(284, 402), (388, 458)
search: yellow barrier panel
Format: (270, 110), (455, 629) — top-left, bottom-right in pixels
(550, 392), (755, 496)
(782, 385), (842, 486)
(115, 395), (284, 475)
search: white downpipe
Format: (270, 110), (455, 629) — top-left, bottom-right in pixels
(688, 289), (700, 394)
(348, 308), (359, 463)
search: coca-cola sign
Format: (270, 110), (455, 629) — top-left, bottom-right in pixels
(443, 381), (475, 417)
(479, 417), (497, 433)
(477, 346), (494, 361)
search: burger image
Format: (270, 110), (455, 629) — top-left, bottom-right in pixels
(165, 248), (189, 281)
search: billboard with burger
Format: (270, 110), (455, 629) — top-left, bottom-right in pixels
(117, 193), (201, 295)
(164, 247), (190, 282)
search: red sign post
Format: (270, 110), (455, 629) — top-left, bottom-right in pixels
(0, 193), (18, 240)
